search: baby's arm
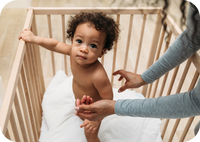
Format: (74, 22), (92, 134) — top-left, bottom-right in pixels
(93, 69), (113, 100)
(19, 29), (71, 55)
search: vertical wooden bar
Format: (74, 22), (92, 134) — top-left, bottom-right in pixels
(142, 11), (162, 97)
(61, 14), (68, 76)
(179, 70), (199, 142)
(111, 14), (120, 86)
(134, 14), (147, 73)
(26, 45), (42, 135)
(23, 47), (40, 135)
(121, 14), (134, 86)
(18, 76), (35, 142)
(31, 14), (45, 100)
(47, 14), (56, 75)
(5, 129), (11, 140)
(14, 92), (28, 142)
(157, 30), (172, 98)
(147, 25), (165, 98)
(166, 66), (180, 96)
(163, 58), (192, 141)
(21, 65), (38, 141)
(10, 109), (20, 142)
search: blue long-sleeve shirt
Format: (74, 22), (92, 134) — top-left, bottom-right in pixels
(115, 3), (200, 119)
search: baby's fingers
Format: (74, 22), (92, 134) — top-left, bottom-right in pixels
(80, 120), (88, 128)
(86, 126), (93, 133)
(91, 127), (97, 133)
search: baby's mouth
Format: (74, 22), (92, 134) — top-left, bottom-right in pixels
(77, 55), (87, 59)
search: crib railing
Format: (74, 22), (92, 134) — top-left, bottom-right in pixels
(0, 7), (199, 142)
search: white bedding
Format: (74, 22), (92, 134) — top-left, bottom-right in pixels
(40, 70), (162, 142)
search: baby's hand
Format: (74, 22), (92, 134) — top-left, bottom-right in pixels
(80, 119), (100, 133)
(18, 29), (36, 43)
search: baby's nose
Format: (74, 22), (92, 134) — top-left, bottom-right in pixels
(80, 46), (88, 54)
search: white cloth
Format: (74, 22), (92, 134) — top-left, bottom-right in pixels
(40, 70), (162, 142)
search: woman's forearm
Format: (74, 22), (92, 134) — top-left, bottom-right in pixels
(115, 79), (200, 119)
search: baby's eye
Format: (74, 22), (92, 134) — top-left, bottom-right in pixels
(90, 44), (97, 48)
(76, 39), (82, 44)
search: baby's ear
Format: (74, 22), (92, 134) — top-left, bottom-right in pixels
(99, 49), (107, 58)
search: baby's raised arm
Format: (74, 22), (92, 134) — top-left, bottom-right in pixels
(19, 29), (71, 55)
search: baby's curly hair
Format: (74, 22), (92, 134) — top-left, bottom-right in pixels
(66, 12), (120, 51)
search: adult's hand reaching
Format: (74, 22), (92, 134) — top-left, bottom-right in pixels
(75, 100), (116, 121)
(112, 69), (147, 92)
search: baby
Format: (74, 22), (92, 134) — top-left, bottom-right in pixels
(19, 12), (119, 142)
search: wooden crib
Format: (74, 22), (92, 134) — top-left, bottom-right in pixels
(0, 7), (199, 142)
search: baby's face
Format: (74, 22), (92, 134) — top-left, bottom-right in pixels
(71, 22), (106, 67)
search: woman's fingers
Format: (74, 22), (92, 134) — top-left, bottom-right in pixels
(76, 99), (81, 106)
(118, 75), (124, 81)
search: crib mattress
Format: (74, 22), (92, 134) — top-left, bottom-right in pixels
(39, 70), (162, 142)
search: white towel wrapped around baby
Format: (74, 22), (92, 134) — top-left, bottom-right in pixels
(40, 70), (162, 142)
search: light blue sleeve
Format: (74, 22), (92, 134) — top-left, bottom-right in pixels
(115, 79), (200, 118)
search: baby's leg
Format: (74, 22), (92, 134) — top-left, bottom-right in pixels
(81, 119), (101, 142)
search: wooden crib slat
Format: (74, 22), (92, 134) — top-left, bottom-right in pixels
(61, 14), (68, 76)
(31, 14), (45, 99)
(178, 70), (199, 142)
(5, 129), (11, 141)
(111, 14), (120, 86)
(147, 25), (165, 98)
(164, 14), (182, 38)
(166, 66), (180, 96)
(14, 92), (28, 142)
(134, 14), (147, 73)
(28, 43), (42, 105)
(24, 44), (40, 135)
(26, 45), (42, 135)
(142, 12), (162, 96)
(18, 76), (35, 142)
(121, 14), (134, 86)
(10, 109), (21, 142)
(21, 64), (39, 141)
(157, 30), (172, 97)
(28, 44), (42, 109)
(165, 58), (192, 141)
(149, 29), (172, 98)
(30, 17), (42, 106)
(192, 54), (200, 73)
(47, 14), (56, 76)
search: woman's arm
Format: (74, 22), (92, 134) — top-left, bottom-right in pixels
(115, 79), (200, 119)
(142, 3), (200, 84)
(76, 79), (200, 120)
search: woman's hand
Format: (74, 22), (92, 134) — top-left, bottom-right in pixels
(18, 29), (36, 43)
(75, 100), (116, 121)
(112, 69), (147, 92)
